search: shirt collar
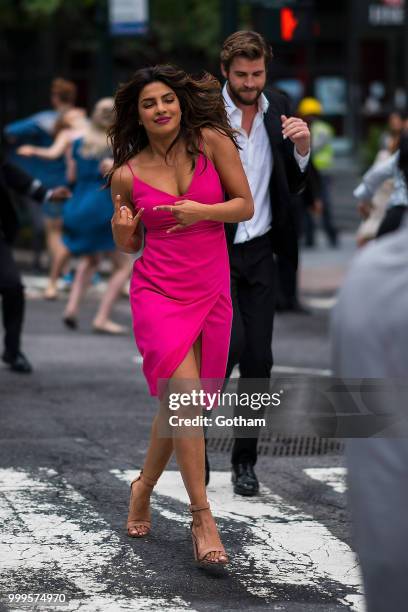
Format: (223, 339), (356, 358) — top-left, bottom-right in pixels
(222, 83), (269, 118)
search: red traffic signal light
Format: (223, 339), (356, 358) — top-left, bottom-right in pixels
(280, 7), (299, 41)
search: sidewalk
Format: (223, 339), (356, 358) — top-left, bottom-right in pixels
(300, 231), (357, 297)
(18, 230), (358, 300)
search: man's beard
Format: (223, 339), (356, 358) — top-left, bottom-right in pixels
(228, 83), (263, 107)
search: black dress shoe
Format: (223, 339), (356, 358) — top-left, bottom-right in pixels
(231, 462), (259, 496)
(2, 351), (33, 374)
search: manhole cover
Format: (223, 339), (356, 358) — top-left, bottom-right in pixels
(206, 434), (344, 457)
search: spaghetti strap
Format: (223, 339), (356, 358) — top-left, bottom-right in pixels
(126, 161), (135, 177)
(128, 139), (231, 398)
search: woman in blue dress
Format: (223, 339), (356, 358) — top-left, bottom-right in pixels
(54, 98), (132, 333)
(17, 108), (89, 299)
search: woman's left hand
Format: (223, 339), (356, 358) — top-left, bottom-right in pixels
(153, 200), (208, 233)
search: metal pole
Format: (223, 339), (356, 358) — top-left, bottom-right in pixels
(346, 0), (360, 154)
(96, 0), (114, 99)
(404, 0), (408, 96)
(221, 0), (239, 41)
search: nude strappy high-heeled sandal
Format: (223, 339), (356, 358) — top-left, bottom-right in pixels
(190, 503), (229, 566)
(126, 471), (157, 537)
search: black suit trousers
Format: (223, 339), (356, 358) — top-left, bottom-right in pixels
(0, 238), (25, 358)
(225, 231), (276, 466)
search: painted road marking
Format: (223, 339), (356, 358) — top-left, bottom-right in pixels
(0, 467), (192, 612)
(1, 466), (362, 610)
(113, 469), (365, 611)
(304, 467), (347, 494)
(303, 296), (338, 310)
(272, 365), (332, 377)
(22, 275), (110, 300)
(131, 356), (332, 378)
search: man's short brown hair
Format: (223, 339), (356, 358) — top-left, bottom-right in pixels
(220, 30), (273, 72)
(51, 78), (77, 104)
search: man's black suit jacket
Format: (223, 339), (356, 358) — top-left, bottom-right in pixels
(224, 88), (308, 269)
(0, 155), (47, 243)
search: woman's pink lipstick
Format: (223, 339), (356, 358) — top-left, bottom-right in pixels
(155, 117), (171, 125)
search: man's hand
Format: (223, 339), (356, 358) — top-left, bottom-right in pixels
(49, 186), (72, 201)
(153, 199), (208, 233)
(281, 115), (310, 157)
(111, 194), (143, 252)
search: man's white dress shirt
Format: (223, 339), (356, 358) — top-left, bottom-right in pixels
(222, 84), (309, 244)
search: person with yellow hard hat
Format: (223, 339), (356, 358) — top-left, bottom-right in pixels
(298, 97), (338, 247)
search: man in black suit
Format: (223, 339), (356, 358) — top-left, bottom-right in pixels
(0, 154), (70, 372)
(206, 31), (310, 495)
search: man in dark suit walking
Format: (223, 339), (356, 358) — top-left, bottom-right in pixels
(206, 31), (310, 495)
(0, 153), (70, 372)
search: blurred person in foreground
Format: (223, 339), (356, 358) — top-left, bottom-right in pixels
(298, 97), (338, 247)
(354, 113), (408, 240)
(50, 98), (132, 334)
(331, 131), (408, 612)
(206, 31), (310, 494)
(4, 78), (77, 271)
(0, 152), (70, 373)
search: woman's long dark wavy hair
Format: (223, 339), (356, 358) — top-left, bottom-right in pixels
(107, 64), (238, 183)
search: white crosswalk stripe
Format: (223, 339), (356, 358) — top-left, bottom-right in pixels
(113, 469), (365, 611)
(0, 466), (364, 611)
(304, 467), (347, 494)
(0, 468), (192, 611)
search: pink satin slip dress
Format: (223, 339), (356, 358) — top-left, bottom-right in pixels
(127, 151), (232, 397)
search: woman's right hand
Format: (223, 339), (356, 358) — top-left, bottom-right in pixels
(111, 194), (144, 253)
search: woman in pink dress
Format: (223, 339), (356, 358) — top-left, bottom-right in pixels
(109, 65), (253, 566)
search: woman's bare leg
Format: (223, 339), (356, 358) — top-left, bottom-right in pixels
(127, 411), (173, 536)
(170, 338), (227, 562)
(63, 255), (99, 319)
(92, 250), (132, 332)
(48, 243), (71, 289)
(44, 218), (63, 259)
(127, 337), (203, 537)
(44, 219), (70, 298)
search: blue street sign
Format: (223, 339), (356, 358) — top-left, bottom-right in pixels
(109, 0), (148, 36)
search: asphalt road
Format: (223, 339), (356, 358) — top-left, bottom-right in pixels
(0, 246), (364, 612)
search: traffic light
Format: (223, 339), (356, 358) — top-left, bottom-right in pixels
(252, 3), (314, 43)
(280, 8), (299, 41)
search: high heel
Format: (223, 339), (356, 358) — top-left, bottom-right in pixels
(63, 315), (78, 330)
(126, 471), (157, 538)
(190, 503), (229, 566)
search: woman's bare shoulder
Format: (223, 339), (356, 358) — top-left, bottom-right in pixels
(111, 164), (135, 200)
(112, 164), (133, 183)
(201, 126), (232, 146)
(201, 127), (234, 160)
